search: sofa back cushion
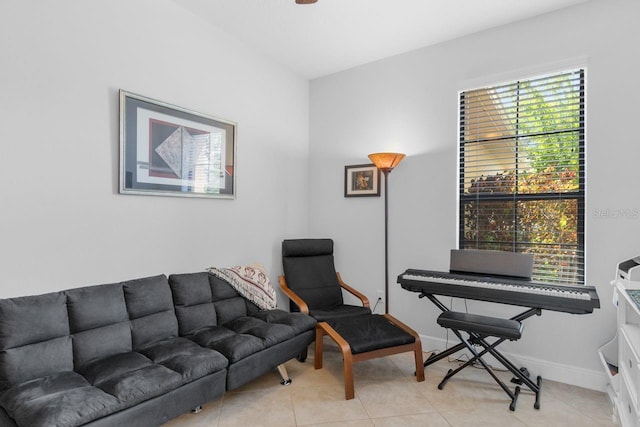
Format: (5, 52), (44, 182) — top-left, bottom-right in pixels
(123, 275), (179, 350)
(66, 283), (132, 369)
(0, 292), (73, 390)
(170, 272), (259, 329)
(168, 272), (217, 336)
(209, 273), (263, 324)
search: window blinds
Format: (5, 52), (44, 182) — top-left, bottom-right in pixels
(459, 69), (585, 285)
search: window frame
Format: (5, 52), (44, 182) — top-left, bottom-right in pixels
(458, 69), (585, 285)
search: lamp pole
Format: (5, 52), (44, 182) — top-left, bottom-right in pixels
(368, 152), (405, 314)
(382, 169), (390, 314)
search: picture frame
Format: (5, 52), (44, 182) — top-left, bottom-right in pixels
(344, 164), (380, 197)
(119, 90), (236, 199)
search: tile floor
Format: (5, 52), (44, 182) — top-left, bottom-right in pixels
(164, 340), (618, 426)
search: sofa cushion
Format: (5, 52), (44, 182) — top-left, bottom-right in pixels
(187, 324), (264, 363)
(123, 275), (174, 318)
(66, 283), (132, 370)
(168, 272), (217, 335)
(169, 272), (214, 307)
(80, 352), (151, 385)
(73, 322), (132, 370)
(0, 371), (119, 427)
(209, 274), (261, 324)
(0, 336), (73, 392)
(209, 274), (239, 300)
(214, 296), (248, 325)
(0, 292), (73, 391)
(123, 275), (179, 349)
(201, 334), (265, 363)
(189, 325), (236, 347)
(190, 308), (317, 363)
(0, 292), (69, 349)
(80, 351), (183, 408)
(174, 304), (217, 336)
(224, 317), (294, 347)
(251, 309), (317, 335)
(96, 364), (182, 405)
(66, 283), (127, 333)
(139, 337), (228, 382)
(130, 311), (179, 350)
(174, 272), (316, 363)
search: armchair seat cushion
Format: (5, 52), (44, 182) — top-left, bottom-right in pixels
(328, 314), (415, 354)
(0, 371), (119, 427)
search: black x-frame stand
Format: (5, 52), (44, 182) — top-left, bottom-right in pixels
(419, 293), (543, 411)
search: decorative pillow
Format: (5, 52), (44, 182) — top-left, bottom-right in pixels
(207, 264), (276, 310)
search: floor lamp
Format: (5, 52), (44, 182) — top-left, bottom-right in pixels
(368, 152), (405, 314)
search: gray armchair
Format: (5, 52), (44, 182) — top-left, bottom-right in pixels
(279, 238), (372, 322)
(279, 238), (424, 399)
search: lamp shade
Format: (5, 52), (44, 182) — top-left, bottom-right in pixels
(368, 152), (406, 172)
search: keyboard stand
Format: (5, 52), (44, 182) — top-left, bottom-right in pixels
(420, 293), (542, 410)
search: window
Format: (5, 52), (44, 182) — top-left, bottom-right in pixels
(459, 69), (585, 285)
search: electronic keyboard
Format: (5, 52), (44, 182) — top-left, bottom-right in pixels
(398, 269), (600, 315)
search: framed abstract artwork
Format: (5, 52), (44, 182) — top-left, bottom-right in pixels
(344, 163), (380, 197)
(119, 90), (236, 198)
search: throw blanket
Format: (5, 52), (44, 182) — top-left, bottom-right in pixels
(208, 264), (277, 310)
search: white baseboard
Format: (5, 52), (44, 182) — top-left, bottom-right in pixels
(419, 334), (607, 392)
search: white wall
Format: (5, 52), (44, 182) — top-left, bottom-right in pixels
(0, 0), (309, 302)
(309, 0), (640, 390)
(1, 0), (637, 392)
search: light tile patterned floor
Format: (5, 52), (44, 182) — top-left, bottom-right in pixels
(164, 340), (618, 426)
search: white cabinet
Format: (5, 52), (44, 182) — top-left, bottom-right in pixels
(601, 280), (640, 426)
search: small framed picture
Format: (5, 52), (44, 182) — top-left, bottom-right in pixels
(344, 164), (380, 197)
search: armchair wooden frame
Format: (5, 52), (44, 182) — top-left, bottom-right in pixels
(278, 272), (424, 400)
(278, 272), (370, 315)
(315, 315), (425, 399)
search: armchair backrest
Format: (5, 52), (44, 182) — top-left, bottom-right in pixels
(282, 239), (343, 311)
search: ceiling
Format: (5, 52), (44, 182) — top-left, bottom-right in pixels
(173, 0), (590, 80)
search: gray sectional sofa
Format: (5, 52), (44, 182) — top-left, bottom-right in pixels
(0, 272), (316, 427)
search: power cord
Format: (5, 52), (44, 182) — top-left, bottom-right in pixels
(372, 297), (383, 313)
(442, 297), (505, 371)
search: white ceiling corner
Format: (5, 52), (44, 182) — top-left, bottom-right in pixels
(173, 0), (591, 79)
